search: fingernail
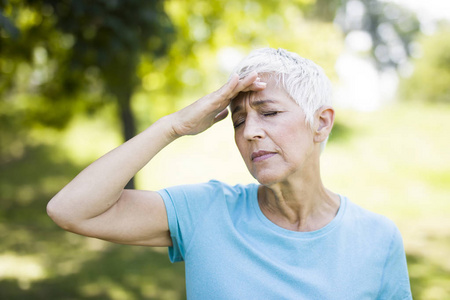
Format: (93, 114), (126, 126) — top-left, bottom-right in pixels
(255, 82), (267, 87)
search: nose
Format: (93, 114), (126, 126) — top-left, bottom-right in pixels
(243, 114), (265, 140)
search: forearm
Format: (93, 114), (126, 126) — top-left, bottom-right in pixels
(47, 72), (263, 233)
(47, 115), (178, 225)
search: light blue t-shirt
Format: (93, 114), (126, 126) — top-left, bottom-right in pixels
(158, 180), (412, 300)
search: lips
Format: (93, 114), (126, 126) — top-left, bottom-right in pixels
(251, 150), (277, 162)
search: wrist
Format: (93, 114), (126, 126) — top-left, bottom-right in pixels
(153, 114), (183, 141)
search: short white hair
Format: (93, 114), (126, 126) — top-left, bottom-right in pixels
(232, 48), (332, 152)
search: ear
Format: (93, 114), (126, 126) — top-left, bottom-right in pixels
(313, 106), (335, 143)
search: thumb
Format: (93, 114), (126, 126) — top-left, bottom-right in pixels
(213, 109), (229, 124)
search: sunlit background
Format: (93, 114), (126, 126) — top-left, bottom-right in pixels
(1, 0), (449, 299)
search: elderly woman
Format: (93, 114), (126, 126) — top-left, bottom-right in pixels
(47, 48), (412, 299)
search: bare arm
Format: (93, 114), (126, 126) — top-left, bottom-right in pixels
(46, 72), (265, 247)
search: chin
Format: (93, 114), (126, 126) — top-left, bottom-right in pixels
(252, 170), (286, 186)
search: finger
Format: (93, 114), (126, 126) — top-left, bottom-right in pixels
(236, 74), (267, 93)
(242, 80), (267, 92)
(226, 71), (259, 98)
(210, 72), (263, 108)
(236, 71), (259, 90)
(215, 73), (240, 99)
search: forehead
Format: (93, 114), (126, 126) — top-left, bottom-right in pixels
(230, 79), (293, 113)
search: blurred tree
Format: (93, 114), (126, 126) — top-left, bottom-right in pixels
(0, 0), (174, 188)
(399, 25), (450, 103)
(331, 0), (421, 71)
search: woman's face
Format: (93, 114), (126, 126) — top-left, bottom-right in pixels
(230, 79), (318, 186)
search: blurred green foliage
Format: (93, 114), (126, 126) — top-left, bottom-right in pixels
(0, 0), (174, 188)
(400, 24), (450, 103)
(0, 0), (173, 129)
(0, 0), (449, 299)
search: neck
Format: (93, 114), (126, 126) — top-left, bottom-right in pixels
(258, 161), (340, 232)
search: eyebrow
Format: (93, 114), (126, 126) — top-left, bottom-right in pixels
(231, 99), (277, 115)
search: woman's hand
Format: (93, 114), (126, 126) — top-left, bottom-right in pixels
(170, 71), (266, 137)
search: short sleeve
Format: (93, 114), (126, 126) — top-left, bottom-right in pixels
(157, 181), (223, 263)
(377, 226), (412, 299)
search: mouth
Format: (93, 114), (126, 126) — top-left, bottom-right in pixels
(251, 150), (277, 162)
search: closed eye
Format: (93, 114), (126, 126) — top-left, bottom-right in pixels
(233, 119), (245, 128)
(234, 111), (279, 128)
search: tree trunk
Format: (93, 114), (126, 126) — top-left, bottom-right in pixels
(116, 87), (136, 189)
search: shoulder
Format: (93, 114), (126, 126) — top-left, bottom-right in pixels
(340, 198), (411, 298)
(158, 180), (257, 204)
(210, 180), (258, 200)
(345, 197), (396, 227)
(342, 197), (400, 240)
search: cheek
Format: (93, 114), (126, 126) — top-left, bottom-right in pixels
(234, 135), (247, 158)
(277, 124), (313, 154)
